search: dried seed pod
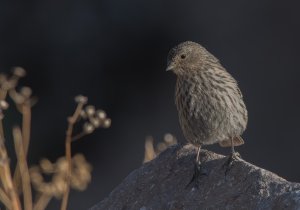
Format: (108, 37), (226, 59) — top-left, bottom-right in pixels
(85, 105), (95, 116)
(29, 166), (43, 185)
(73, 154), (86, 163)
(156, 142), (167, 153)
(2, 80), (17, 90)
(0, 73), (7, 83)
(40, 158), (54, 173)
(83, 122), (95, 134)
(52, 176), (67, 197)
(11, 93), (25, 104)
(96, 110), (106, 120)
(12, 67), (26, 77)
(0, 100), (9, 110)
(70, 154), (92, 190)
(56, 157), (68, 173)
(90, 117), (101, 128)
(70, 177), (82, 190)
(163, 133), (177, 145)
(20, 86), (32, 98)
(80, 110), (88, 119)
(103, 118), (111, 128)
(75, 95), (88, 104)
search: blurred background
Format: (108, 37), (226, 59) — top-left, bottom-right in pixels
(0, 0), (300, 209)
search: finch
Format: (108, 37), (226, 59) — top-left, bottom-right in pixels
(166, 41), (248, 176)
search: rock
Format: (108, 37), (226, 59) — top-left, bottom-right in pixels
(90, 144), (300, 210)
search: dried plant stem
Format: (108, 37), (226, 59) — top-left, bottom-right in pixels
(60, 102), (85, 210)
(0, 187), (12, 209)
(22, 104), (31, 157)
(71, 131), (86, 142)
(61, 138), (71, 210)
(0, 89), (8, 193)
(33, 193), (52, 210)
(14, 103), (32, 192)
(143, 137), (156, 163)
(0, 89), (7, 100)
(0, 121), (4, 138)
(13, 126), (32, 210)
(0, 136), (21, 210)
(0, 89), (7, 139)
(0, 120), (4, 138)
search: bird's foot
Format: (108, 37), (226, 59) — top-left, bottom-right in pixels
(186, 161), (207, 188)
(223, 152), (241, 175)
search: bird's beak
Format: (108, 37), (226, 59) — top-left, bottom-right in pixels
(166, 64), (175, 72)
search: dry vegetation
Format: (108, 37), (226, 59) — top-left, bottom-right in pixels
(0, 67), (177, 210)
(0, 68), (111, 210)
(143, 133), (177, 163)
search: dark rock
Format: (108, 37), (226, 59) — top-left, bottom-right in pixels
(90, 144), (300, 210)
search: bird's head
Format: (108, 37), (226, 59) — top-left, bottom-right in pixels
(166, 41), (218, 76)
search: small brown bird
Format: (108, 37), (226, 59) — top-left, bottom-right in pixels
(166, 41), (248, 176)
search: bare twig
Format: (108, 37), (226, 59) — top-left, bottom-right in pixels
(21, 103), (31, 159)
(13, 102), (32, 193)
(0, 89), (7, 100)
(0, 100), (9, 203)
(0, 136), (21, 210)
(0, 186), (12, 209)
(13, 126), (33, 210)
(0, 90), (7, 140)
(33, 193), (52, 210)
(60, 102), (85, 210)
(71, 132), (87, 142)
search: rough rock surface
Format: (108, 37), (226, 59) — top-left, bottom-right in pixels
(90, 144), (300, 210)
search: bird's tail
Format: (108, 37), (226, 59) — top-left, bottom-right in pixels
(219, 136), (244, 147)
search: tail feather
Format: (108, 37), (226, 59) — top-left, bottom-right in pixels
(219, 136), (244, 147)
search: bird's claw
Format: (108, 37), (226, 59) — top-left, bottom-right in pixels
(223, 152), (241, 175)
(186, 161), (207, 188)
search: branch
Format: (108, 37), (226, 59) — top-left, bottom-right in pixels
(0, 136), (21, 210)
(13, 126), (32, 210)
(60, 101), (85, 210)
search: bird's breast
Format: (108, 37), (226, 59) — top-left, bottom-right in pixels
(175, 75), (235, 141)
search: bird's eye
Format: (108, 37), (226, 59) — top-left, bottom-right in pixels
(181, 54), (186, 59)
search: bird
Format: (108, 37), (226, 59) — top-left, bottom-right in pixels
(166, 41), (248, 178)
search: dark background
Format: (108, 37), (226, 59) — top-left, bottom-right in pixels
(1, 0), (300, 209)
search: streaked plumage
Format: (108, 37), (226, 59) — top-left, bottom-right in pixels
(167, 41), (248, 148)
